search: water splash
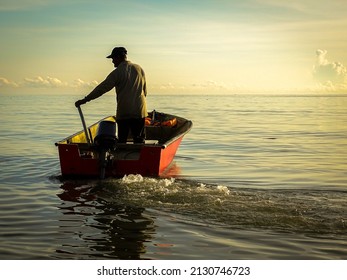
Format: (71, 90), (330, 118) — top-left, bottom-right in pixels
(94, 176), (347, 235)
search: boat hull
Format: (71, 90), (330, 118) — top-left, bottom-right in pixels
(56, 113), (191, 178)
(57, 137), (183, 177)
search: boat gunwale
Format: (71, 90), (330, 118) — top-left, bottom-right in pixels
(55, 114), (192, 149)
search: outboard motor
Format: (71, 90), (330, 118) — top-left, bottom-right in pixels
(94, 121), (117, 179)
(94, 120), (117, 149)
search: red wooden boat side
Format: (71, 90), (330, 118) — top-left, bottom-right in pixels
(56, 113), (192, 178)
(159, 137), (183, 173)
(109, 136), (183, 177)
(58, 144), (99, 177)
(57, 132), (185, 177)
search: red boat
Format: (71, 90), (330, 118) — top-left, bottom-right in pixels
(55, 110), (192, 178)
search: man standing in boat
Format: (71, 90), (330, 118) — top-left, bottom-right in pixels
(75, 46), (148, 143)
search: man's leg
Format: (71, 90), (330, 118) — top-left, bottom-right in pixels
(130, 118), (146, 144)
(116, 119), (130, 143)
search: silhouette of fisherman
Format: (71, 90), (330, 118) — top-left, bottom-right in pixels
(75, 46), (148, 143)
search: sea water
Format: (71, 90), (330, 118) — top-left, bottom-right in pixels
(0, 92), (346, 259)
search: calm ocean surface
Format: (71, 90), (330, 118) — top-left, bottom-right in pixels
(0, 93), (346, 259)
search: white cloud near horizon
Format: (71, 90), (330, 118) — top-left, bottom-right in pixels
(313, 49), (347, 91)
(71, 79), (99, 89)
(0, 77), (18, 88)
(1, 75), (231, 93)
(0, 76), (99, 91)
(23, 76), (67, 88)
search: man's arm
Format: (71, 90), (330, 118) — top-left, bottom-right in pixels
(75, 72), (116, 107)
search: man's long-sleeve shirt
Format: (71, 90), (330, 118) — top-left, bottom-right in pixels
(85, 60), (148, 120)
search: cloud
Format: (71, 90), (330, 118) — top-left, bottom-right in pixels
(313, 49), (347, 91)
(23, 76), (67, 88)
(0, 76), (99, 91)
(153, 80), (230, 93)
(0, 77), (18, 88)
(71, 79), (99, 89)
(191, 80), (228, 91)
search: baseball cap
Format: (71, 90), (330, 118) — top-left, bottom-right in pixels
(106, 47), (127, 58)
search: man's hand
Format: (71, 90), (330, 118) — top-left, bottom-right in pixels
(75, 99), (86, 107)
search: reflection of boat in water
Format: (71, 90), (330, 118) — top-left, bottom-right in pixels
(56, 181), (155, 259)
(55, 111), (192, 178)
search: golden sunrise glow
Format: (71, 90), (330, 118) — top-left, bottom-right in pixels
(1, 0), (347, 94)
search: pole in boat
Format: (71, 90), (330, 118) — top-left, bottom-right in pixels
(77, 105), (92, 145)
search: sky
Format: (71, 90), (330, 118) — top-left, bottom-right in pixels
(1, 0), (347, 94)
